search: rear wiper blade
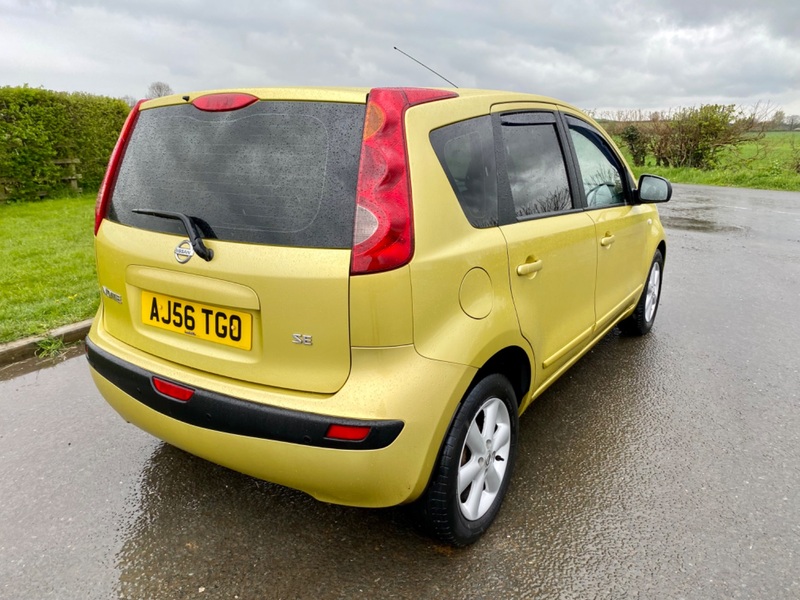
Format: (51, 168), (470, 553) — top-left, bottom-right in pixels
(132, 209), (214, 262)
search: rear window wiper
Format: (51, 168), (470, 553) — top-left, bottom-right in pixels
(132, 209), (214, 262)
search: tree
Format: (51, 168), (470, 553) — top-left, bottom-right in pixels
(146, 82), (173, 99)
(770, 110), (786, 131)
(119, 95), (138, 108)
(620, 124), (651, 167)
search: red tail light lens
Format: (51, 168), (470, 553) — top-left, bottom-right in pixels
(192, 93), (258, 112)
(351, 88), (458, 275)
(95, 99), (145, 235)
(325, 424), (372, 442)
(152, 377), (194, 402)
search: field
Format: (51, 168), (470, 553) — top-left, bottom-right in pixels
(0, 192), (98, 343)
(614, 131), (800, 191)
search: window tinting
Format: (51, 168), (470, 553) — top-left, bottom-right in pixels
(430, 116), (497, 228)
(567, 121), (626, 207)
(109, 101), (365, 248)
(500, 123), (572, 219)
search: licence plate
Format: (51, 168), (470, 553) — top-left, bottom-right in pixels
(141, 291), (252, 350)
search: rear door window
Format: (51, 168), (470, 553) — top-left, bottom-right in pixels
(430, 115), (498, 228)
(109, 101), (364, 248)
(498, 112), (573, 220)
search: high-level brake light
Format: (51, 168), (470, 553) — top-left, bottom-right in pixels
(192, 93), (259, 112)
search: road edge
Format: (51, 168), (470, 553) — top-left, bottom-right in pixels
(0, 319), (93, 366)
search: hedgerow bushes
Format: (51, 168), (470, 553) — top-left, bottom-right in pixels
(608, 104), (764, 170)
(0, 86), (130, 202)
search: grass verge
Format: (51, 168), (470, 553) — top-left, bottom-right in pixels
(0, 192), (98, 343)
(616, 131), (800, 191)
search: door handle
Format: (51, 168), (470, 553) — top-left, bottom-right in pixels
(600, 233), (615, 247)
(516, 259), (543, 276)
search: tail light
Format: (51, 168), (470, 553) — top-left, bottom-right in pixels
(350, 88), (458, 275)
(94, 100), (145, 235)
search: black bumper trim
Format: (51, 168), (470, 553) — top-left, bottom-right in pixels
(86, 338), (404, 450)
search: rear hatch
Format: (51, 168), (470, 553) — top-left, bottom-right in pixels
(95, 91), (366, 393)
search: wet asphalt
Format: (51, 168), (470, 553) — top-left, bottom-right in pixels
(1, 184), (799, 599)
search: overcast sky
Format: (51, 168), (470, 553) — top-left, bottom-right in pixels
(2, 0), (799, 116)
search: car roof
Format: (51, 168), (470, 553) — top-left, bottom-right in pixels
(140, 87), (581, 112)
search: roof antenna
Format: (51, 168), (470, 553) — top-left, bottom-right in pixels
(393, 46), (459, 88)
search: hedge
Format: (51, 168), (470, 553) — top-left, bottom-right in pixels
(0, 86), (130, 202)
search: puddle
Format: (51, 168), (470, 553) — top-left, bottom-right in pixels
(661, 215), (747, 233)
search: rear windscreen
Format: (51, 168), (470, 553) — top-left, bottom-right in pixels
(108, 101), (365, 248)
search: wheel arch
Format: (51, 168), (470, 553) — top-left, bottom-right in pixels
(469, 345), (532, 411)
(657, 240), (666, 264)
(419, 349), (529, 543)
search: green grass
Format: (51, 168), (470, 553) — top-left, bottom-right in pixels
(35, 335), (66, 358)
(0, 192), (99, 343)
(615, 131), (800, 191)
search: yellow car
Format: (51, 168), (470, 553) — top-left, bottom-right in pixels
(87, 87), (670, 546)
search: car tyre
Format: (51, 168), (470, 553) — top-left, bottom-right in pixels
(620, 249), (664, 336)
(422, 374), (518, 546)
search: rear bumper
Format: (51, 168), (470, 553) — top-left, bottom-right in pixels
(87, 339), (404, 451)
(86, 318), (475, 507)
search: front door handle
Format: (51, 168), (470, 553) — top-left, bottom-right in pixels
(600, 233), (615, 247)
(516, 259), (543, 276)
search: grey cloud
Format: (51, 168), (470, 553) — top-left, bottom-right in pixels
(637, 0), (800, 39)
(2, 0), (798, 114)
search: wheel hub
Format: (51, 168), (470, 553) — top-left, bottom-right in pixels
(457, 396), (513, 521)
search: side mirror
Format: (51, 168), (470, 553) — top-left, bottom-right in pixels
(636, 174), (672, 203)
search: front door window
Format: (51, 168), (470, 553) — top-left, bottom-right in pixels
(568, 123), (626, 207)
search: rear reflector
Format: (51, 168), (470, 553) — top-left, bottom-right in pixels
(325, 424), (372, 442)
(192, 93), (258, 112)
(152, 377), (195, 402)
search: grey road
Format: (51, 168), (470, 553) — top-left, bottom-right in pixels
(2, 184), (799, 599)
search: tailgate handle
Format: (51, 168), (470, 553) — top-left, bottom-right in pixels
(516, 259), (543, 277)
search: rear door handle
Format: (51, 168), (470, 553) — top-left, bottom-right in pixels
(516, 259), (543, 276)
(600, 233), (615, 247)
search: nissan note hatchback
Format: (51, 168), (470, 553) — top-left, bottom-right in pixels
(87, 87), (671, 546)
